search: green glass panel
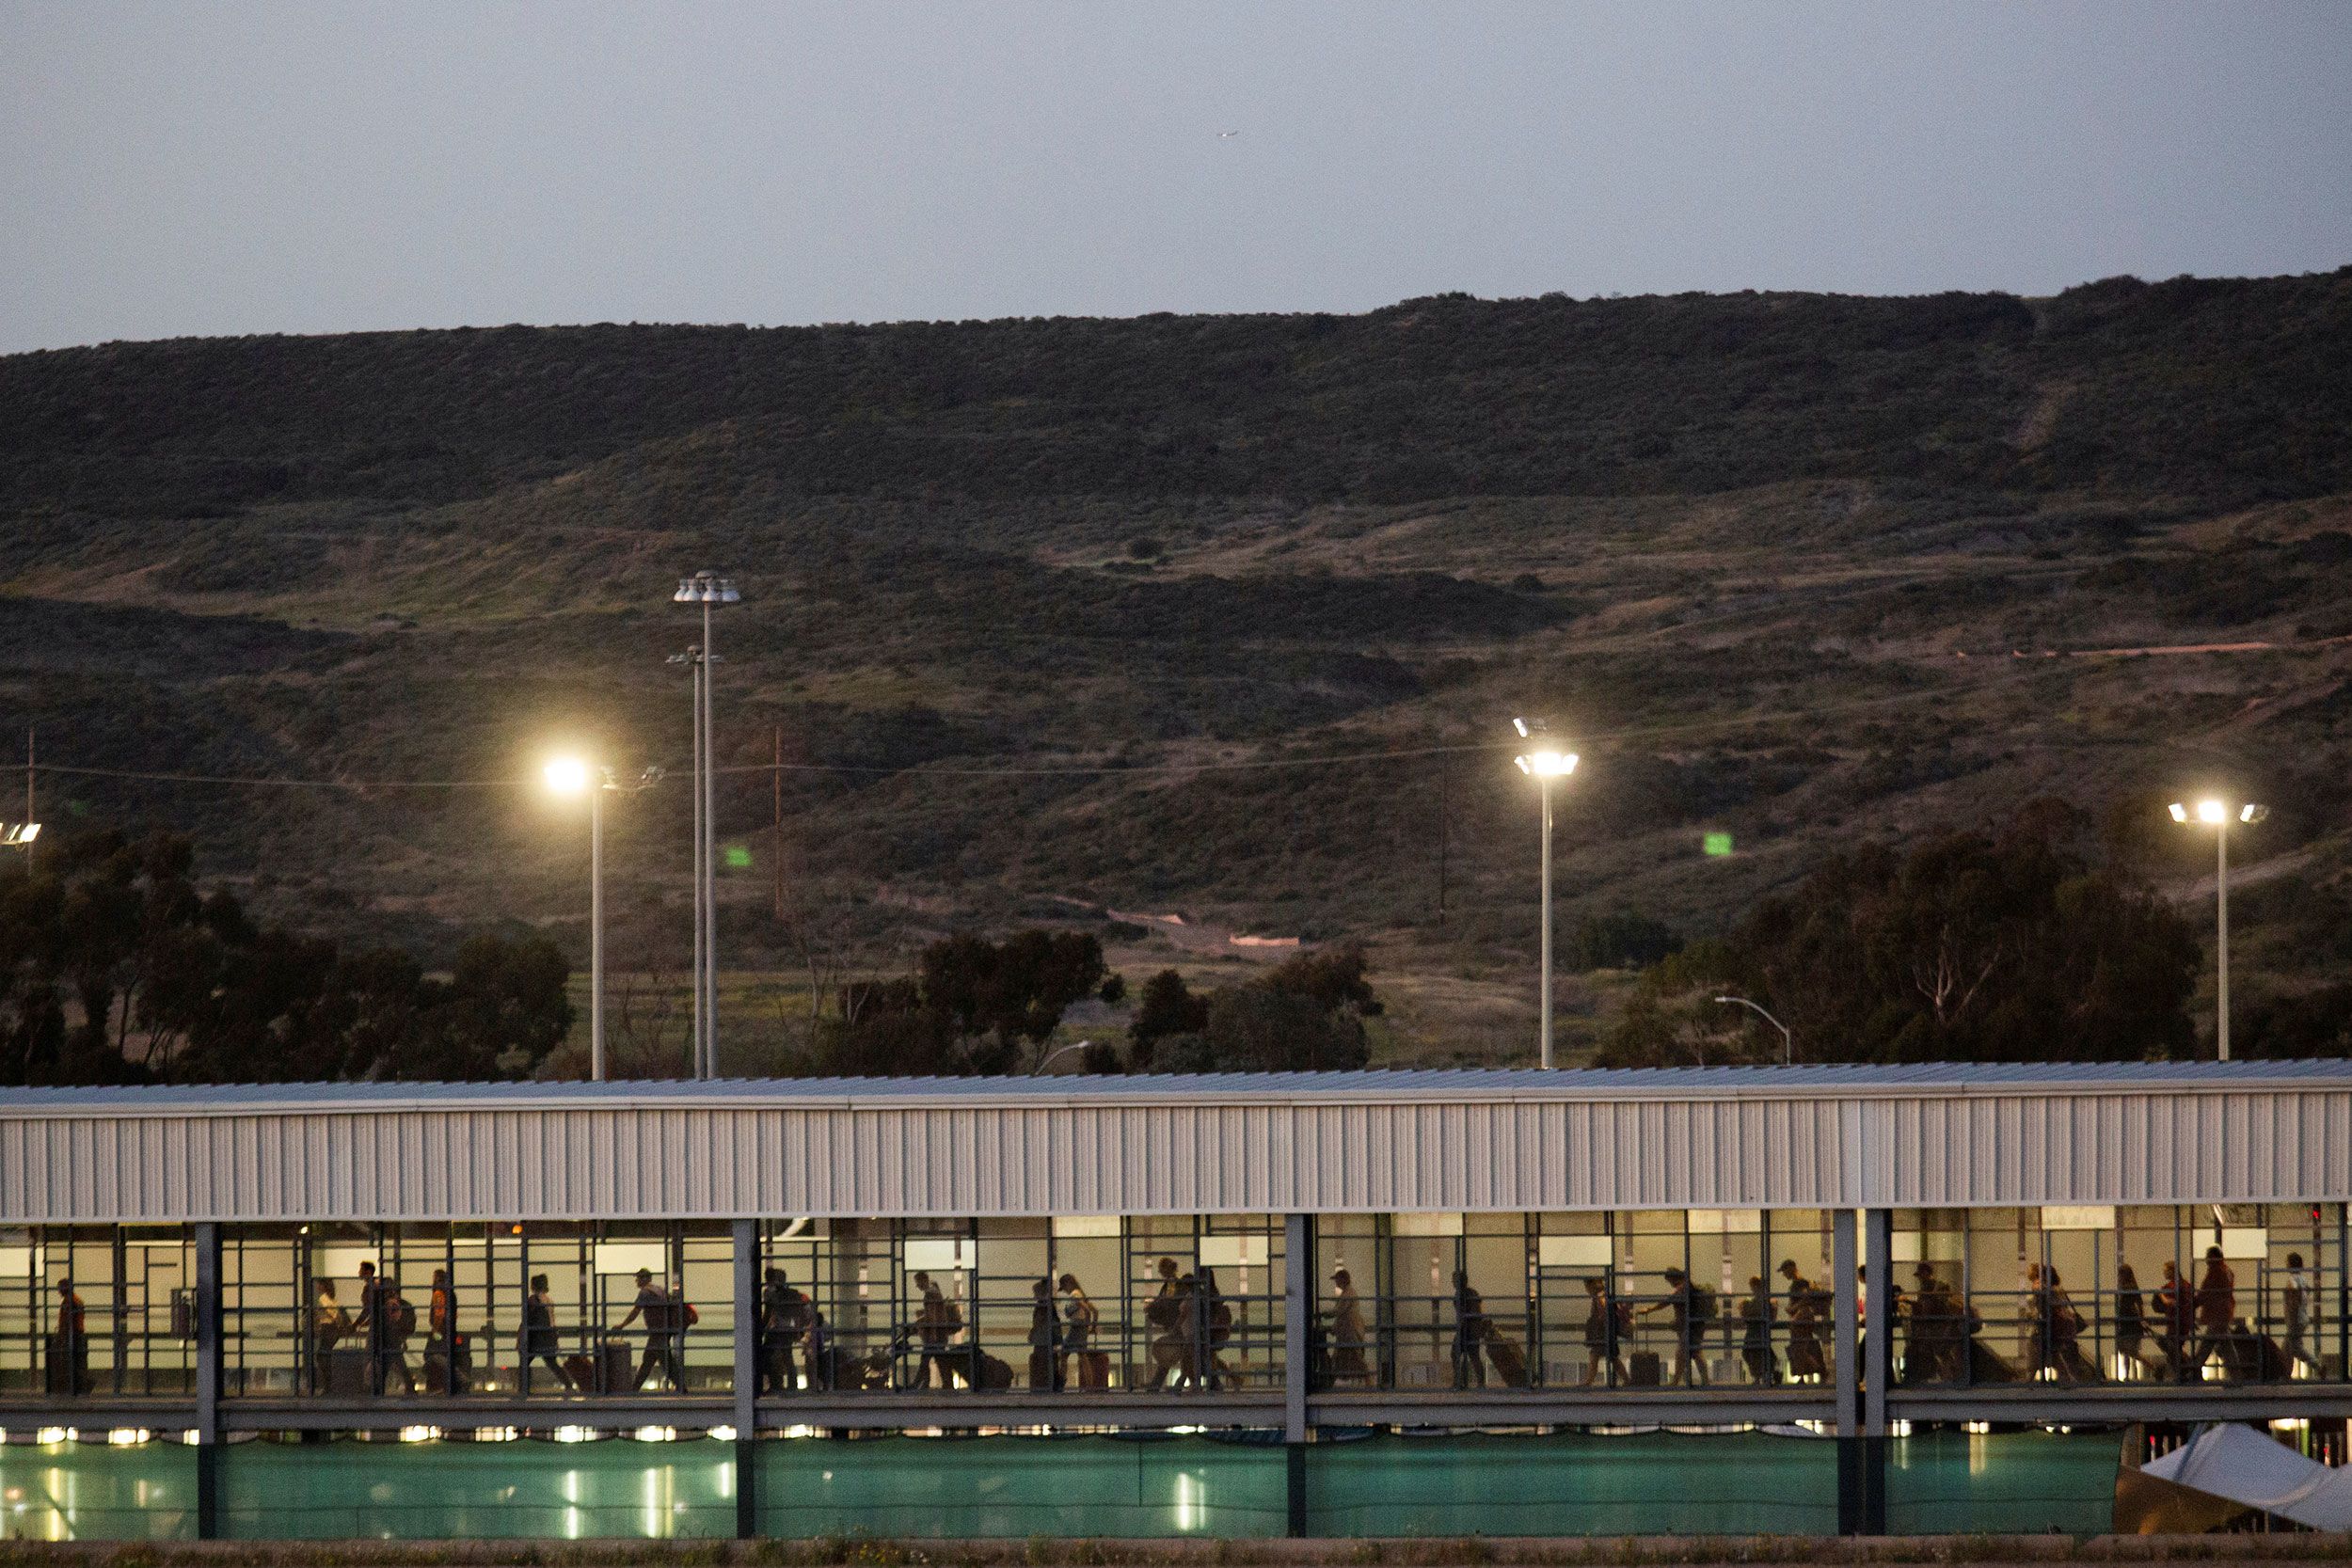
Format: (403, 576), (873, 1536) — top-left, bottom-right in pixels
(0, 1438), (199, 1542)
(1884, 1429), (2118, 1537)
(219, 1437), (737, 1540)
(758, 1435), (1288, 1539)
(1306, 1431), (1840, 1537)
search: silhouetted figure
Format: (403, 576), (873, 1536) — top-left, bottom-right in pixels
(1058, 1273), (1104, 1388)
(522, 1273), (571, 1394)
(1641, 1267), (1710, 1386)
(1740, 1275), (1778, 1386)
(310, 1280), (352, 1394)
(49, 1278), (90, 1397)
(760, 1267), (809, 1396)
(2113, 1263), (2149, 1377)
(1582, 1275), (1628, 1386)
(1027, 1277), (1061, 1390)
(2283, 1251), (2316, 1375)
(1327, 1268), (1370, 1385)
(1450, 1269), (1487, 1389)
(427, 1267), (467, 1395)
(913, 1271), (963, 1390)
(2193, 1246), (2235, 1378)
(617, 1267), (684, 1392)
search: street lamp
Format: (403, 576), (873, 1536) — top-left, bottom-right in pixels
(546, 758), (661, 1083)
(1513, 718), (1579, 1069)
(2169, 797), (2266, 1061)
(1714, 995), (1793, 1066)
(674, 571), (739, 1080)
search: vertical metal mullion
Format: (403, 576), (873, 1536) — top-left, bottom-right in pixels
(732, 1217), (758, 1539)
(194, 1221), (221, 1540)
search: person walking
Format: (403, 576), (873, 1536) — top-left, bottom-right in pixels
(427, 1267), (467, 1395)
(1740, 1275), (1778, 1386)
(2282, 1252), (2317, 1377)
(1581, 1275), (1628, 1386)
(913, 1272), (963, 1391)
(1198, 1266), (1234, 1391)
(617, 1268), (683, 1393)
(309, 1279), (352, 1395)
(2113, 1263), (2150, 1378)
(1327, 1268), (1370, 1385)
(1640, 1267), (1711, 1386)
(49, 1278), (90, 1398)
(1143, 1258), (1186, 1391)
(1450, 1269), (1488, 1389)
(2193, 1246), (2236, 1378)
(357, 1263), (417, 1396)
(522, 1273), (572, 1394)
(1057, 1273), (1102, 1389)
(759, 1267), (809, 1396)
(1026, 1277), (1061, 1391)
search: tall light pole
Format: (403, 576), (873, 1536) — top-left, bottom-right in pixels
(675, 572), (739, 1079)
(546, 758), (660, 1082)
(1714, 994), (1792, 1065)
(2169, 798), (2266, 1061)
(1513, 718), (1579, 1069)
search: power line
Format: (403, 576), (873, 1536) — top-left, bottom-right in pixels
(21, 660), (2072, 792)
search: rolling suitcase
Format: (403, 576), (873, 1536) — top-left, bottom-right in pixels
(562, 1353), (596, 1392)
(1629, 1350), (1663, 1386)
(326, 1346), (371, 1397)
(596, 1338), (635, 1394)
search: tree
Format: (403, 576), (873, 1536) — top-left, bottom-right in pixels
(1600, 800), (2199, 1066)
(1128, 969), (1209, 1068)
(0, 823), (576, 1086)
(819, 928), (1120, 1075)
(1567, 912), (1684, 973)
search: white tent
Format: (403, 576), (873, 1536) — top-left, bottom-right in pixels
(2142, 1422), (2352, 1532)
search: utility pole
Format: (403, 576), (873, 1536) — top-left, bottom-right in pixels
(1436, 753), (1448, 924)
(771, 725), (784, 922)
(23, 728), (32, 878)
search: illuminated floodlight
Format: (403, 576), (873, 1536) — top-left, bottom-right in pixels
(2240, 803), (2268, 824)
(2168, 802), (2188, 823)
(544, 756), (593, 797)
(2196, 799), (2226, 825)
(1, 823), (39, 847)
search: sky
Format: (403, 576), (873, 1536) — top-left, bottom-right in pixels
(5, 0), (2350, 354)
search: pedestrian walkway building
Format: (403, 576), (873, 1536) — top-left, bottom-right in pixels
(2, 1063), (2346, 1539)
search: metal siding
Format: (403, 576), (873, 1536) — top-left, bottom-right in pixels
(5, 1080), (2350, 1223)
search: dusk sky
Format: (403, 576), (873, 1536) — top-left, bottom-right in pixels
(6, 0), (2350, 354)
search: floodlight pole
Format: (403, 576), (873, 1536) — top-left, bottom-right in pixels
(1539, 773), (1554, 1071)
(590, 781), (606, 1082)
(702, 595), (719, 1080)
(2216, 817), (2229, 1063)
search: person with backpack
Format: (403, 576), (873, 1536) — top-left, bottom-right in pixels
(760, 1267), (810, 1395)
(354, 1262), (416, 1395)
(521, 1273), (572, 1394)
(426, 1267), (469, 1396)
(616, 1267), (687, 1392)
(1642, 1267), (1712, 1386)
(912, 1271), (963, 1390)
(48, 1278), (90, 1398)
(1142, 1258), (1186, 1390)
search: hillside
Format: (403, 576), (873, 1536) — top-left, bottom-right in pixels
(4, 270), (2351, 1068)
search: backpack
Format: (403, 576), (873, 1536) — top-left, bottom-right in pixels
(1209, 1299), (1234, 1342)
(1689, 1285), (1718, 1329)
(389, 1295), (417, 1338)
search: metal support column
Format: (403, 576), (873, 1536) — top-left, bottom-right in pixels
(193, 1221), (221, 1541)
(1856, 1207), (1891, 1535)
(733, 1218), (759, 1540)
(1832, 1210), (1857, 1437)
(1283, 1212), (1311, 1537)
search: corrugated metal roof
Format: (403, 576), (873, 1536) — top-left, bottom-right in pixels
(4, 1059), (2347, 1117)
